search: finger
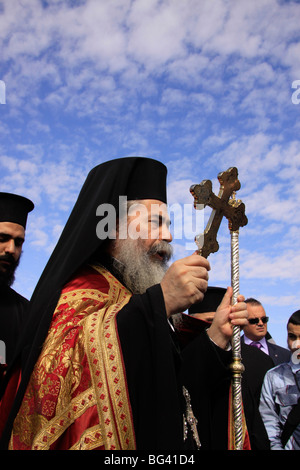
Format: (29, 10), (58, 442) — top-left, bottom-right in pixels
(217, 286), (233, 310)
(183, 253), (211, 271)
(230, 294), (245, 307)
(230, 316), (248, 326)
(189, 267), (210, 281)
(236, 294), (245, 303)
(193, 277), (208, 293)
(185, 276), (208, 295)
(229, 307), (248, 323)
(231, 301), (247, 313)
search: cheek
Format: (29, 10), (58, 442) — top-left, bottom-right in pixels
(289, 339), (300, 351)
(144, 239), (156, 252)
(136, 237), (152, 253)
(148, 225), (160, 240)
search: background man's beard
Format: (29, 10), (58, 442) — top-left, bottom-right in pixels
(112, 239), (173, 294)
(0, 254), (21, 287)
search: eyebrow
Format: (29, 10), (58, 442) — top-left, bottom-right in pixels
(149, 214), (171, 226)
(0, 232), (25, 243)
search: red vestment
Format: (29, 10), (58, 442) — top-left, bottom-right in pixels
(7, 264), (135, 450)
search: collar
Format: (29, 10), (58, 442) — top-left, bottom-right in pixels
(243, 335), (269, 353)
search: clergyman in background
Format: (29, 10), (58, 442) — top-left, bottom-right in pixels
(0, 192), (34, 372)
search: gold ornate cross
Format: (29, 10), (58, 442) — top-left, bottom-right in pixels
(190, 167), (248, 258)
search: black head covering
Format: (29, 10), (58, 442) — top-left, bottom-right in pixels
(188, 286), (226, 314)
(0, 157), (168, 447)
(0, 193), (34, 228)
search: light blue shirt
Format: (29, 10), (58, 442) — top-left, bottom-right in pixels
(259, 359), (300, 450)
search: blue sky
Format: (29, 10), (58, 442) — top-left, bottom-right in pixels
(1, 0), (300, 348)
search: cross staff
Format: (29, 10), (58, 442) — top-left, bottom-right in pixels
(190, 167), (248, 450)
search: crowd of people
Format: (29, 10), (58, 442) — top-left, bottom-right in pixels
(0, 156), (299, 451)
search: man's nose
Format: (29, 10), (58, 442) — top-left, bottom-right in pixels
(5, 239), (16, 255)
(162, 225), (173, 243)
(294, 339), (300, 349)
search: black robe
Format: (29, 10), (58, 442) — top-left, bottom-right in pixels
(117, 283), (236, 450)
(0, 285), (29, 367)
(175, 314), (271, 450)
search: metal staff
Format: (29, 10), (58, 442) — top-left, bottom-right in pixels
(228, 194), (245, 450)
(190, 168), (248, 450)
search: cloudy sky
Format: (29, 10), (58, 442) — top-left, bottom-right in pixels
(1, 0), (300, 348)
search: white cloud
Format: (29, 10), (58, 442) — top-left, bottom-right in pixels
(0, 147), (89, 210)
(0, 0), (298, 114)
(259, 294), (299, 308)
(30, 229), (48, 248)
(127, 0), (187, 68)
(241, 248), (300, 281)
(0, 155), (17, 172)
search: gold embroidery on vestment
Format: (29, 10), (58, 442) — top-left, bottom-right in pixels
(10, 265), (135, 450)
(70, 425), (104, 450)
(86, 265), (135, 450)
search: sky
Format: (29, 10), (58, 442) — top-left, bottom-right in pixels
(1, 0), (300, 349)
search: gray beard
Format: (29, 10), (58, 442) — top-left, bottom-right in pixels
(111, 239), (173, 294)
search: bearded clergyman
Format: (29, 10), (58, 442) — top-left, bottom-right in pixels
(0, 157), (249, 450)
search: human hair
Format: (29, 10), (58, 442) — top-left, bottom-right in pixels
(245, 298), (262, 306)
(287, 310), (300, 326)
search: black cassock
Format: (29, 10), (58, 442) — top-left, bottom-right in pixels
(116, 283), (239, 450)
(120, 298), (270, 451)
(0, 285), (29, 368)
(177, 314), (271, 450)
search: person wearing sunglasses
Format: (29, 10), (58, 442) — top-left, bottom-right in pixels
(242, 298), (291, 366)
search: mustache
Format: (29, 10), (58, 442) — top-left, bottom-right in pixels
(0, 253), (17, 264)
(147, 241), (173, 262)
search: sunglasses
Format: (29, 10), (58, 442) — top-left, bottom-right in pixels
(248, 316), (269, 325)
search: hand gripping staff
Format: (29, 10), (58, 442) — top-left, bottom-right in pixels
(190, 167), (248, 450)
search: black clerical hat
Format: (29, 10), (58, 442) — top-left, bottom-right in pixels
(188, 286), (226, 314)
(123, 157), (167, 203)
(0, 192), (34, 228)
